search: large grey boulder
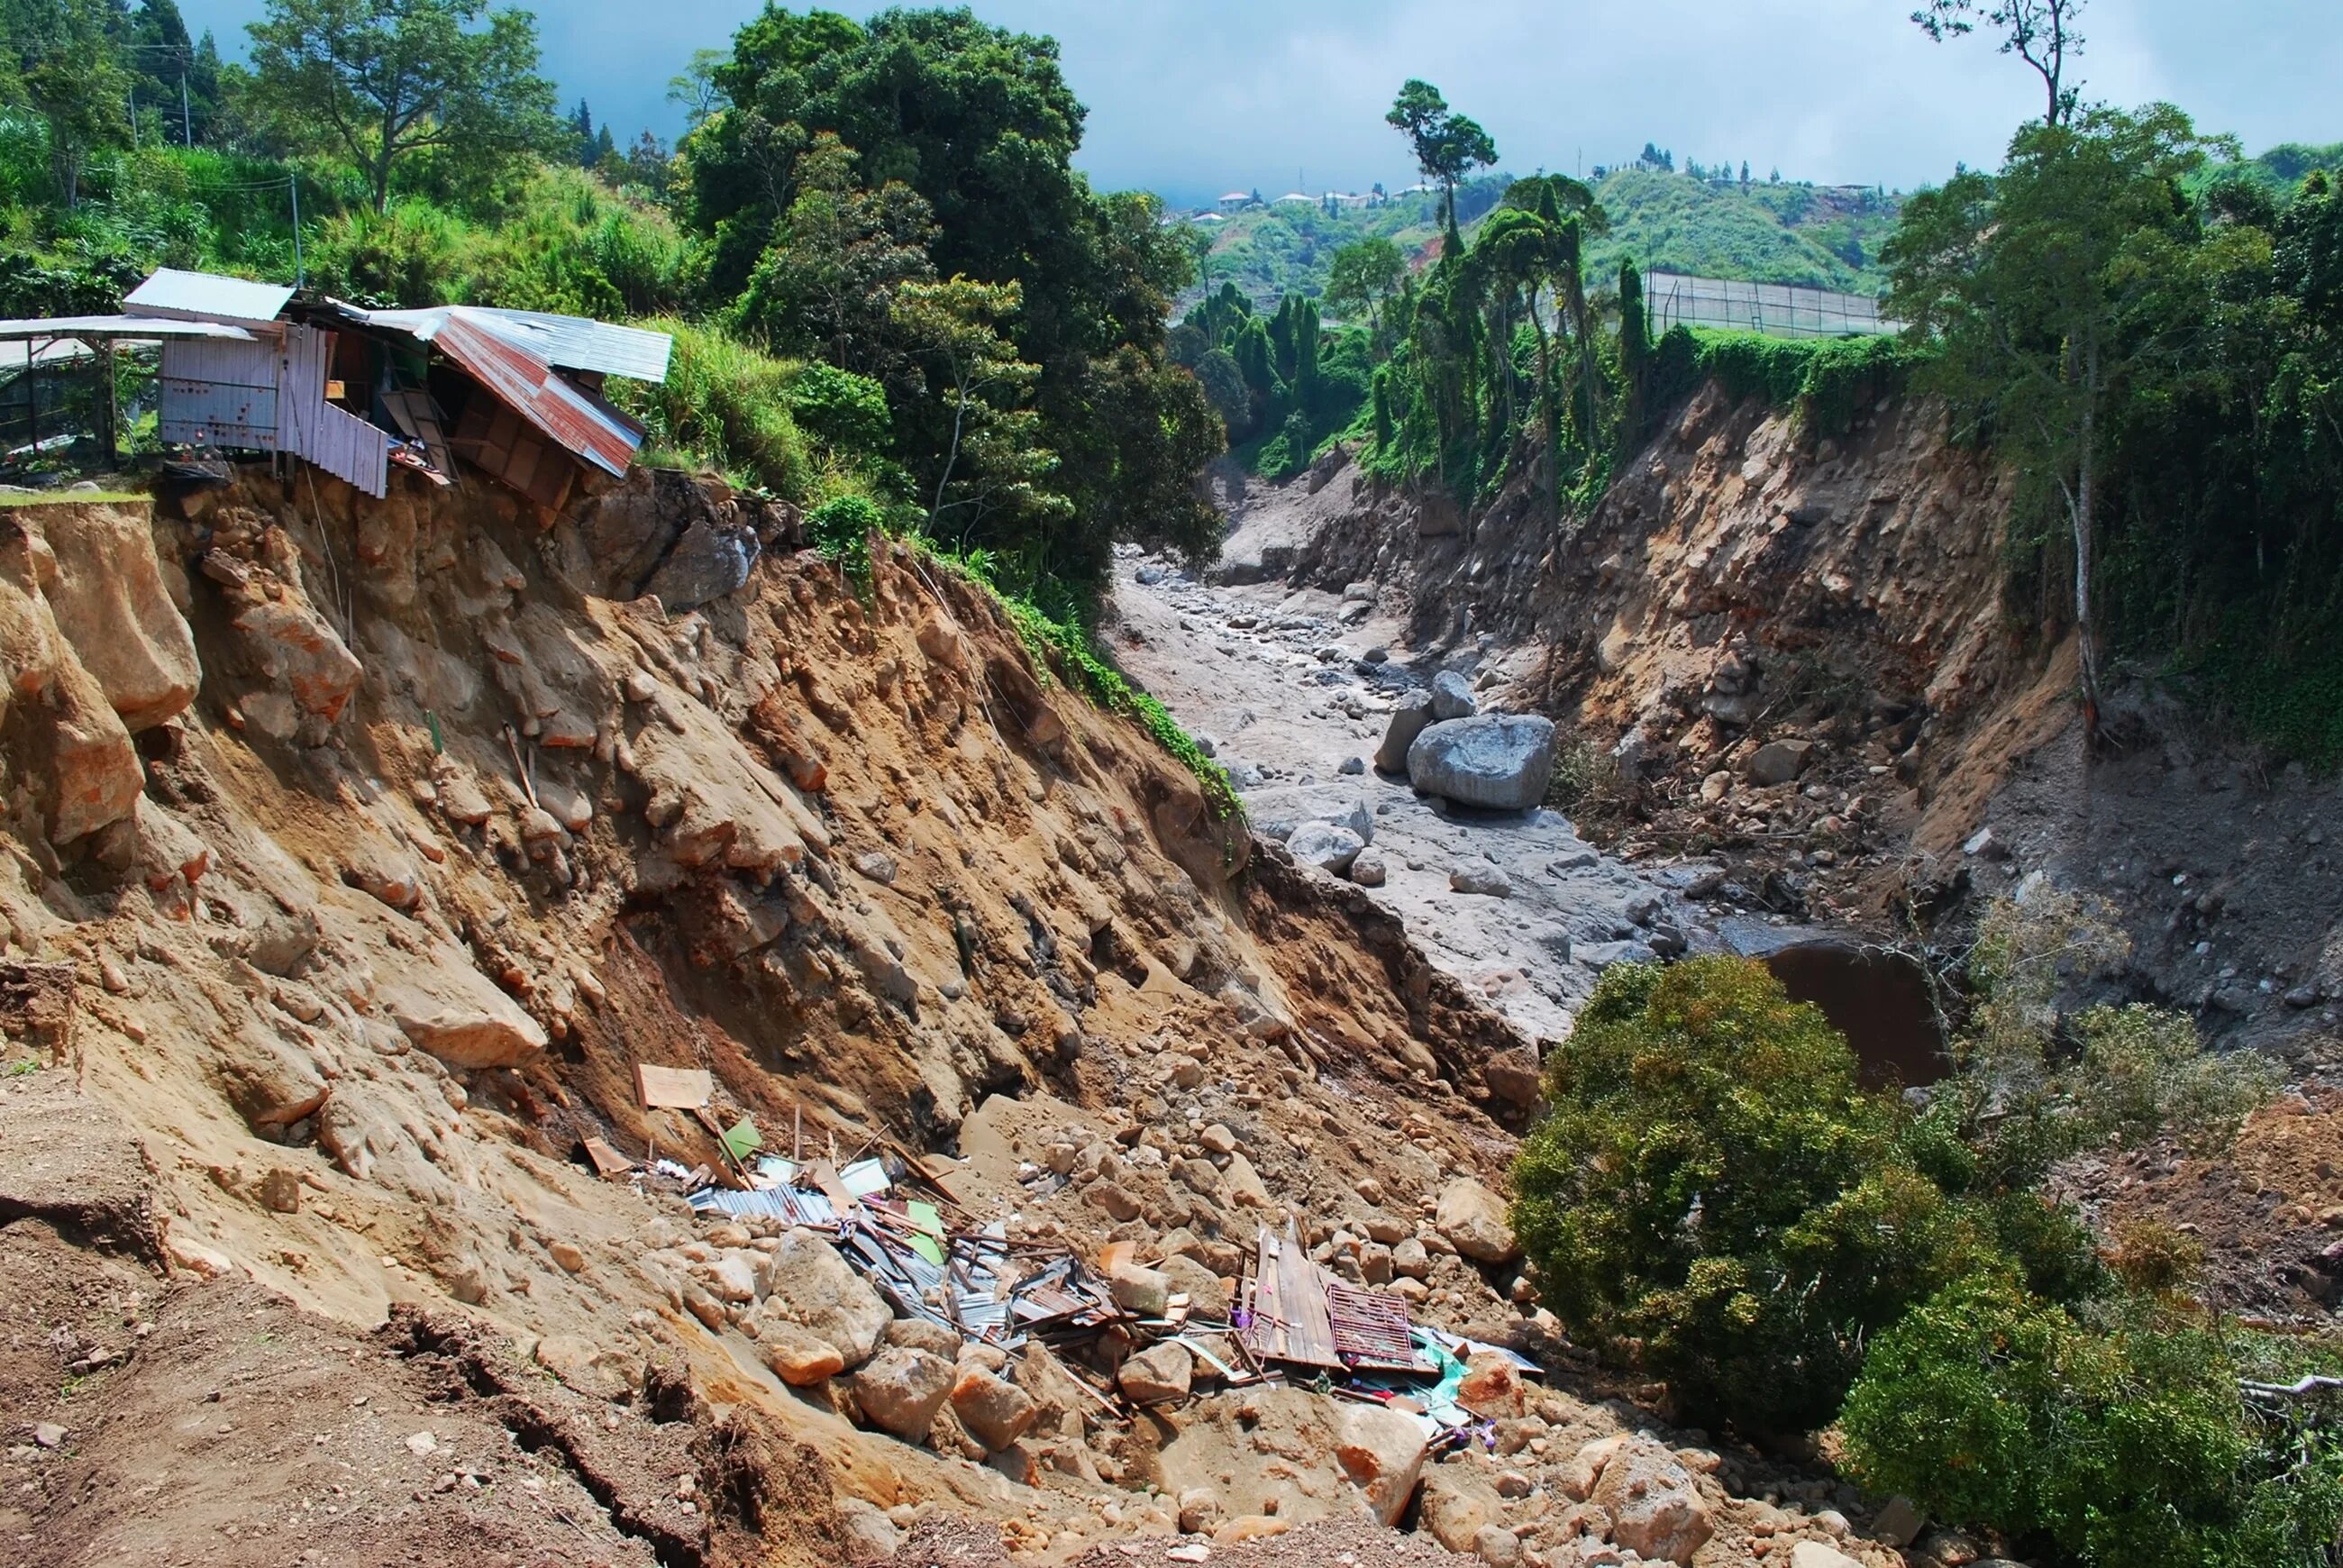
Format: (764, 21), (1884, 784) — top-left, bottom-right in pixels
(1374, 690), (1436, 774)
(1285, 822), (1365, 876)
(1431, 670), (1478, 720)
(1407, 715), (1558, 812)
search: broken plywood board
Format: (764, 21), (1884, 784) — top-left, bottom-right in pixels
(634, 1062), (713, 1110)
(1243, 1224), (1341, 1370)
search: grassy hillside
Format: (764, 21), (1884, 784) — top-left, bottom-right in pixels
(2196, 140), (2343, 196)
(1180, 165), (1901, 312)
(1582, 168), (1899, 294)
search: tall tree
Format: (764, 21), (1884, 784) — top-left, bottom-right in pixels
(890, 276), (1065, 545)
(1325, 234), (1405, 345)
(665, 47), (725, 130)
(689, 7), (1220, 592)
(734, 132), (936, 383)
(1909, 0), (2085, 127)
(246, 0), (563, 214)
(0, 0), (132, 208)
(1386, 79), (1496, 236)
(1884, 102), (2217, 740)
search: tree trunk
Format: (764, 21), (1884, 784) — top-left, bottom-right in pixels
(2073, 337), (2102, 743)
(1527, 292), (1556, 518)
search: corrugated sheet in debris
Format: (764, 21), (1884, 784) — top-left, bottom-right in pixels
(685, 1187), (839, 1226)
(431, 313), (644, 477)
(351, 305), (648, 477)
(471, 308), (672, 382)
(124, 268), (294, 326)
(0, 315), (259, 342)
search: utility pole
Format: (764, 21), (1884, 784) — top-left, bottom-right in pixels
(181, 72), (192, 147)
(290, 175), (304, 287)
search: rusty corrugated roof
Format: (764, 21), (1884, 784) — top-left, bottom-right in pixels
(471, 308), (672, 382)
(326, 302), (649, 477)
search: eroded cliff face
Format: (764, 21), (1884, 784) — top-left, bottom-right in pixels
(1236, 380), (2343, 1056)
(0, 466), (1572, 1564)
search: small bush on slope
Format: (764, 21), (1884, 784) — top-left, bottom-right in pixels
(1510, 956), (1999, 1431)
(1842, 1277), (2343, 1568)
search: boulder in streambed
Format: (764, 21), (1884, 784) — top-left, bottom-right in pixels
(1407, 714), (1557, 813)
(1374, 689), (1435, 774)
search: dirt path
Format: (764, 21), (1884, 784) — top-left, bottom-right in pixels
(1109, 545), (1739, 1044)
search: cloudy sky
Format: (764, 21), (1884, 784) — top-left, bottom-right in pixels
(187, 0), (2340, 200)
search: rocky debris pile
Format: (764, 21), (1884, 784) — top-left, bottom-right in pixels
(1358, 670), (1558, 816)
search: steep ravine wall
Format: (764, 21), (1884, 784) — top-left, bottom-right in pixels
(1254, 381), (2343, 1055)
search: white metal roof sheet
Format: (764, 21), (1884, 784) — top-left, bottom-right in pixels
(124, 268), (295, 326)
(0, 315), (259, 342)
(470, 308), (671, 383)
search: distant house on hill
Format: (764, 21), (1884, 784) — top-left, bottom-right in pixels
(1272, 192), (1313, 205)
(1218, 190), (1255, 209)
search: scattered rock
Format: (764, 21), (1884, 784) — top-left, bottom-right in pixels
(1590, 1437), (1714, 1565)
(1159, 1252), (1231, 1320)
(1419, 1469), (1496, 1552)
(1118, 1341), (1192, 1404)
(1430, 670), (1478, 721)
(1435, 1179), (1520, 1263)
(1337, 756), (1365, 775)
(758, 1228), (892, 1367)
(1108, 1262), (1173, 1317)
(1374, 690), (1436, 774)
(950, 1365), (1039, 1450)
(850, 1347), (955, 1440)
(1870, 1495), (1925, 1547)
(1744, 739), (1816, 787)
(1285, 822), (1365, 877)
(1348, 848), (1387, 888)
(760, 1322), (846, 1386)
(1789, 1545), (1865, 1568)
(1484, 1046), (1543, 1108)
(1449, 864), (1512, 898)
(377, 954), (549, 1070)
(1333, 1402), (1429, 1526)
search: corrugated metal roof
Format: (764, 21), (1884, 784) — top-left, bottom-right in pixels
(341, 303), (648, 476)
(471, 308), (672, 383)
(123, 269), (295, 326)
(0, 315), (258, 342)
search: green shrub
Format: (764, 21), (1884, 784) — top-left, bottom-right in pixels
(783, 362), (891, 455)
(307, 199), (473, 308)
(804, 493), (883, 583)
(1645, 326), (1925, 439)
(607, 317), (811, 499)
(1840, 1277), (2315, 1568)
(1511, 957), (1993, 1430)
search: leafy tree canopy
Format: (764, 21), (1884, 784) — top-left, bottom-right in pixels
(246, 0), (565, 213)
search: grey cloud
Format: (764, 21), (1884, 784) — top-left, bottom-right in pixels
(190, 0), (2343, 198)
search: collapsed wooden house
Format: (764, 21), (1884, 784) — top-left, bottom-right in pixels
(0, 267), (670, 507)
